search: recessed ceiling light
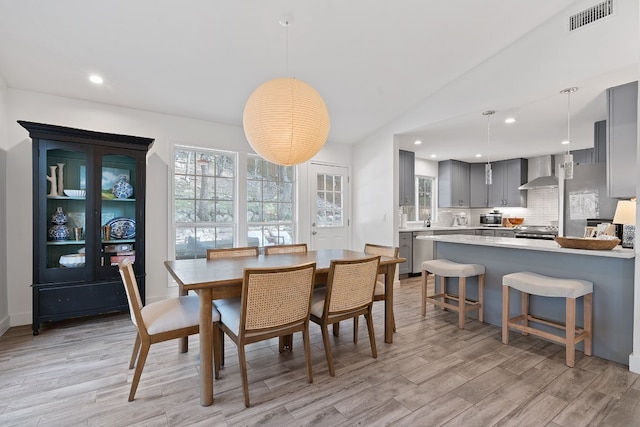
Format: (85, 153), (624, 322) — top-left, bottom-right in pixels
(561, 140), (570, 145)
(504, 117), (516, 124)
(414, 140), (422, 145)
(89, 74), (104, 85)
(475, 154), (482, 158)
(430, 154), (436, 158)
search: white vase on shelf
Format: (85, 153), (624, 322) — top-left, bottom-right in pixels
(47, 165), (58, 197)
(57, 163), (65, 196)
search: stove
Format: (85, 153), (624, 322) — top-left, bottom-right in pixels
(513, 225), (558, 240)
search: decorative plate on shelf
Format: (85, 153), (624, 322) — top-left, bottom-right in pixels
(553, 236), (620, 250)
(105, 217), (136, 239)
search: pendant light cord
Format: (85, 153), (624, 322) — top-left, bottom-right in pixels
(566, 90), (571, 155)
(487, 112), (491, 166)
(284, 19), (289, 76)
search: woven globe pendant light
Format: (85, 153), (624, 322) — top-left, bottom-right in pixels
(243, 77), (330, 166)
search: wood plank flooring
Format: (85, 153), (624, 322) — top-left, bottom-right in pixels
(1, 276), (639, 426)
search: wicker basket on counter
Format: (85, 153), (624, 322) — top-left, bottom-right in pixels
(553, 236), (620, 250)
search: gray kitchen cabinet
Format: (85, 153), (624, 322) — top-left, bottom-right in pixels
(572, 148), (594, 165)
(438, 159), (470, 207)
(606, 81), (638, 199)
(475, 229), (494, 236)
(412, 228), (476, 274)
(399, 231), (412, 275)
(399, 150), (415, 206)
(470, 162), (488, 207)
(594, 120), (606, 164)
(487, 158), (527, 208)
(568, 120), (606, 166)
(495, 229), (515, 238)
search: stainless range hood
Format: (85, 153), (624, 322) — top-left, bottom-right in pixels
(518, 155), (558, 190)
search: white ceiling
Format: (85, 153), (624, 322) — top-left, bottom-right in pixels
(0, 0), (637, 162)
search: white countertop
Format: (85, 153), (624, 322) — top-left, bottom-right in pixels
(416, 234), (635, 259)
(399, 226), (513, 232)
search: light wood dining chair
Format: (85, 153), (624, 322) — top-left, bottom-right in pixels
(310, 256), (380, 376)
(353, 243), (399, 341)
(216, 262), (317, 407)
(206, 246), (259, 259)
(177, 246), (259, 354)
(264, 242), (309, 351)
(118, 259), (221, 401)
(264, 243), (308, 254)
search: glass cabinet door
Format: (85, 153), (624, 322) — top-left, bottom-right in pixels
(97, 152), (137, 278)
(41, 143), (91, 281)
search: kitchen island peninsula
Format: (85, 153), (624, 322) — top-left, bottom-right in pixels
(416, 234), (635, 365)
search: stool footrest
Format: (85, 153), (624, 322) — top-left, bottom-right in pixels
(506, 314), (589, 346)
(426, 293), (481, 312)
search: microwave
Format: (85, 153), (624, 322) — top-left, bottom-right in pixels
(480, 213), (502, 226)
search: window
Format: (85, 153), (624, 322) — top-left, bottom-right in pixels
(247, 155), (295, 248)
(316, 173), (343, 227)
(416, 176), (434, 222)
(173, 147), (236, 259)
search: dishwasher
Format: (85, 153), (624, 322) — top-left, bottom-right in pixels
(412, 231), (434, 274)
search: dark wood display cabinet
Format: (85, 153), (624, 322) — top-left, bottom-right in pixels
(20, 121), (154, 335)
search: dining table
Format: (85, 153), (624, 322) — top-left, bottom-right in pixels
(164, 248), (405, 406)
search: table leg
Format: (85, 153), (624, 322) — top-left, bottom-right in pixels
(178, 285), (188, 353)
(384, 265), (395, 344)
(198, 288), (214, 406)
(279, 334), (293, 352)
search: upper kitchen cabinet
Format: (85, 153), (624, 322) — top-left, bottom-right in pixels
(606, 81), (638, 199)
(470, 162), (488, 207)
(438, 159), (470, 207)
(567, 120), (607, 166)
(572, 148), (594, 165)
(487, 158), (527, 208)
(399, 150), (415, 206)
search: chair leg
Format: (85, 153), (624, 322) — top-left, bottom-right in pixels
(213, 324), (221, 380)
(353, 316), (359, 344)
(302, 325), (314, 383)
(458, 277), (466, 329)
(129, 333), (141, 369)
(584, 293), (593, 356)
(521, 291), (529, 336)
(333, 322), (340, 337)
(566, 297), (576, 368)
(440, 276), (447, 311)
(238, 344), (251, 407)
(320, 324), (335, 376)
(220, 333), (225, 367)
(502, 285), (510, 345)
(129, 342), (150, 401)
(365, 310), (377, 359)
(422, 270), (428, 316)
(478, 274), (485, 323)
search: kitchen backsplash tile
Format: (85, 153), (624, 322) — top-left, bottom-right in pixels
(524, 187), (559, 225)
(435, 187), (559, 226)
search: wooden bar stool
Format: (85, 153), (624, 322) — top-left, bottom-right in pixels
(421, 259), (485, 329)
(502, 272), (593, 367)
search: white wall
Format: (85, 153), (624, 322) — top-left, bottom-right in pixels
(352, 131), (398, 251)
(4, 89), (350, 327)
(0, 74), (8, 335)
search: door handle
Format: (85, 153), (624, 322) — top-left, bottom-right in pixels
(312, 231), (317, 235)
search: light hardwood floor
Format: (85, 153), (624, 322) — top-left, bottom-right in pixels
(1, 276), (640, 426)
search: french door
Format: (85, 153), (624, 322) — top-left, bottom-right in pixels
(309, 163), (349, 250)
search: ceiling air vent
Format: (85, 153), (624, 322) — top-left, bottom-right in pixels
(569, 0), (613, 31)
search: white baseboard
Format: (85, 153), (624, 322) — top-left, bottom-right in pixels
(0, 314), (9, 337)
(629, 353), (640, 374)
(9, 311), (32, 328)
